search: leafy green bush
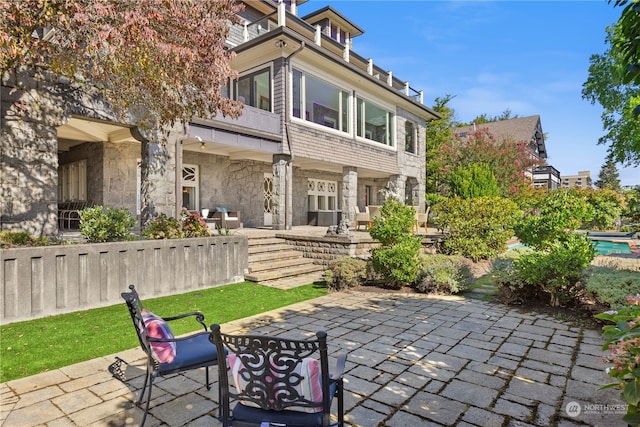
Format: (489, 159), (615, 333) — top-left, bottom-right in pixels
(448, 162), (499, 199)
(415, 254), (473, 294)
(434, 196), (521, 261)
(584, 267), (640, 309)
(575, 188), (624, 230)
(515, 189), (594, 250)
(324, 257), (367, 291)
(142, 209), (210, 239)
(511, 233), (595, 306)
(78, 206), (136, 242)
(369, 198), (422, 289)
(0, 231), (50, 248)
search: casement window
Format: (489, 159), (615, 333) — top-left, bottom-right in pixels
(356, 97), (395, 147)
(292, 69), (350, 133)
(58, 159), (87, 201)
(235, 67), (271, 111)
(405, 120), (416, 153)
(182, 164), (199, 211)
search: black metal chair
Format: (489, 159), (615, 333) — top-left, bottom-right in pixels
(121, 284), (222, 426)
(209, 324), (347, 427)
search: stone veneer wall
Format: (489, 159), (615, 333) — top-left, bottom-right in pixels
(277, 233), (380, 266)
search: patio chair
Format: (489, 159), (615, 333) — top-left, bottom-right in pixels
(121, 285), (223, 426)
(210, 207), (241, 229)
(367, 205), (382, 228)
(209, 324), (347, 427)
(353, 206), (370, 230)
(414, 208), (429, 233)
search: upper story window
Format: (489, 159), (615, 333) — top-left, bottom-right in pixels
(330, 23), (347, 44)
(405, 120), (416, 153)
(356, 97), (395, 147)
(292, 68), (350, 133)
(235, 67), (271, 111)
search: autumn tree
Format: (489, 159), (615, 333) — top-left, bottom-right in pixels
(0, 0), (244, 134)
(437, 127), (544, 198)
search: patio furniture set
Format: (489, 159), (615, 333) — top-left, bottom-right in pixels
(201, 207), (241, 229)
(353, 205), (429, 233)
(122, 285), (346, 427)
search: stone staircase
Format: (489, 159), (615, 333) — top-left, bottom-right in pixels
(244, 234), (325, 289)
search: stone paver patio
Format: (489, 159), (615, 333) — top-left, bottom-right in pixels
(0, 291), (626, 426)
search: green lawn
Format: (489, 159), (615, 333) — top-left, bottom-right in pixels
(0, 282), (327, 383)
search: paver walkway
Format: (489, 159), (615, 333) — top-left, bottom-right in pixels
(0, 291), (625, 427)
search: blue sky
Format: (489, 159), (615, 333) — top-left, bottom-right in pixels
(300, 0), (639, 187)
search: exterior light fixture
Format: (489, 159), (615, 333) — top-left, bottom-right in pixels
(275, 39), (287, 48)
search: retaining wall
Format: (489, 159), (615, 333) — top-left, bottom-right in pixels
(1, 235), (248, 323)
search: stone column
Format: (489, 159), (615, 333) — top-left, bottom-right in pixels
(139, 129), (177, 226)
(387, 175), (406, 203)
(272, 154), (291, 230)
(341, 166), (357, 224)
(1, 70), (66, 236)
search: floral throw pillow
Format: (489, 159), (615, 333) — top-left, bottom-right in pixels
(140, 309), (177, 363)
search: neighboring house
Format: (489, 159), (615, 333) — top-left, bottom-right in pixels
(452, 115), (558, 188)
(561, 171), (593, 189)
(0, 0), (440, 236)
(533, 165), (561, 190)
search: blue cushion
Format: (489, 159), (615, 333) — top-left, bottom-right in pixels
(216, 207), (228, 213)
(158, 333), (220, 374)
(230, 382), (337, 426)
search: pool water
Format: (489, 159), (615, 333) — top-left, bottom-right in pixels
(507, 239), (633, 255)
(590, 239), (632, 255)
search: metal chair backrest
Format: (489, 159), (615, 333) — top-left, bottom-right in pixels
(210, 325), (333, 426)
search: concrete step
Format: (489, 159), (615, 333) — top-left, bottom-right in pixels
(248, 243), (292, 255)
(247, 237), (285, 247)
(244, 263), (324, 283)
(248, 249), (304, 263)
(260, 271), (326, 290)
(248, 256), (314, 273)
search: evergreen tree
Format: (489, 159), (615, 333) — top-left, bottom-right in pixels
(595, 159), (622, 192)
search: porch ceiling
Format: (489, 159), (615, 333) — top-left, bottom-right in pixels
(57, 117), (140, 151)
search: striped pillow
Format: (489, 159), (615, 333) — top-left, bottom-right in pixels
(227, 354), (323, 413)
(140, 309), (177, 363)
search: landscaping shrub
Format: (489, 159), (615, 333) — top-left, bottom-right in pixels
(142, 209), (210, 239)
(0, 231), (50, 248)
(415, 254), (473, 294)
(511, 233), (595, 306)
(584, 267), (640, 309)
(78, 206), (136, 242)
(369, 198), (422, 289)
(448, 162), (499, 199)
(575, 188), (624, 231)
(324, 257), (367, 291)
(434, 196), (521, 261)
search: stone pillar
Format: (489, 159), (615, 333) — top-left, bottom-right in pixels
(272, 154), (291, 230)
(1, 70), (66, 236)
(139, 129), (177, 226)
(387, 175), (406, 203)
(341, 166), (357, 224)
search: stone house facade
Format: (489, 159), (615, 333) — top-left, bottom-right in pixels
(1, 0), (440, 235)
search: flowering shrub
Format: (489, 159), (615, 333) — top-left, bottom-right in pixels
(142, 209), (210, 239)
(595, 294), (640, 425)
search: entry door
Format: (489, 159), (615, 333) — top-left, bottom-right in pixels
(263, 173), (273, 226)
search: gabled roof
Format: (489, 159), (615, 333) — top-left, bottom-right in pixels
(453, 115), (547, 158)
(301, 6), (365, 37)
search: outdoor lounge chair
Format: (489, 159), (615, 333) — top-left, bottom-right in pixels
(121, 285), (223, 426)
(208, 207), (241, 229)
(209, 324), (347, 427)
(353, 206), (370, 230)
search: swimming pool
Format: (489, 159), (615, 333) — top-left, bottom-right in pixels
(507, 238), (636, 256)
(590, 239), (633, 255)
